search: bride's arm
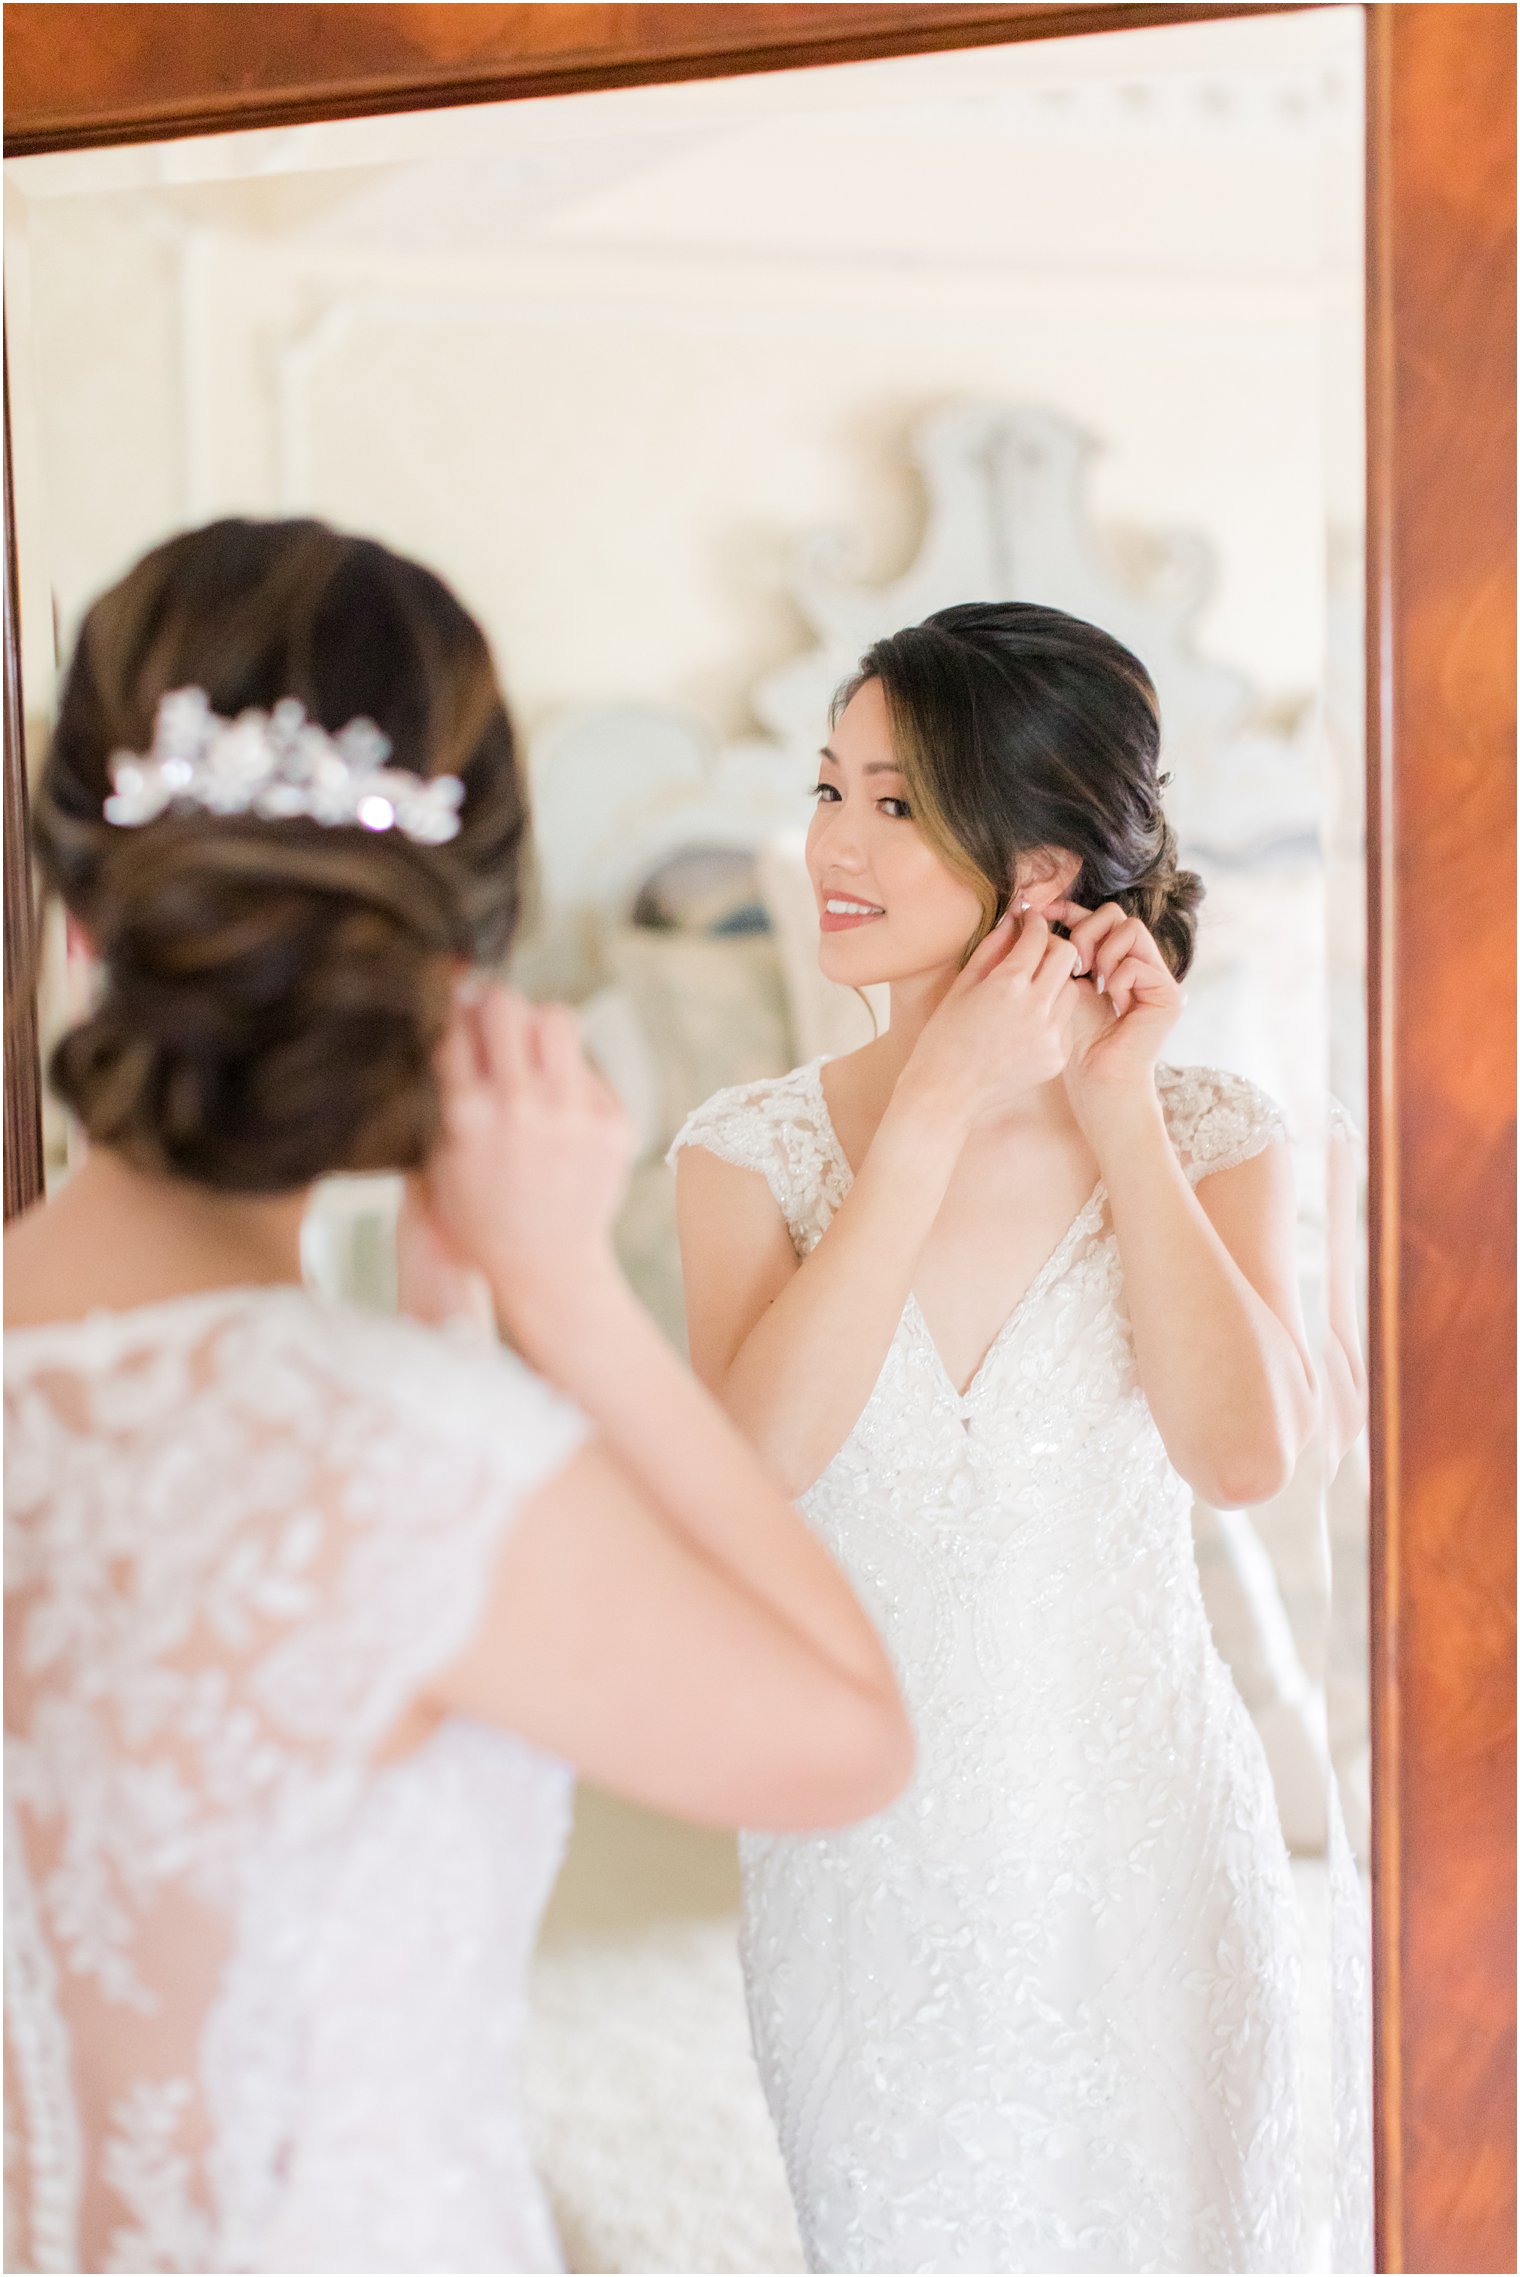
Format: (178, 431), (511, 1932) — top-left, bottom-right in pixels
(676, 1097), (964, 1495)
(679, 913), (1079, 1494)
(419, 985), (909, 1737)
(502, 1248), (905, 1694)
(1087, 1090), (1316, 1505)
(1053, 896), (1317, 1507)
(434, 1432), (912, 1831)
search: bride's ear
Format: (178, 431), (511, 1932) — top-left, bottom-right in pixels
(1011, 848), (1083, 916)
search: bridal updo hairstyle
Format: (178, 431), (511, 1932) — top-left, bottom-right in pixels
(841, 600), (1203, 977)
(35, 517), (528, 1191)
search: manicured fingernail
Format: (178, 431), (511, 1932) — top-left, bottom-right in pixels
(1096, 973), (1106, 994)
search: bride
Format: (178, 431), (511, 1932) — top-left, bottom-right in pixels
(3, 517), (912, 2274)
(672, 601), (1320, 2274)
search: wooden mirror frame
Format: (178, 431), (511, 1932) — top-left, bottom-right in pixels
(4, 8), (1513, 2269)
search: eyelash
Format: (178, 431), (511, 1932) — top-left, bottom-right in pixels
(810, 783), (913, 820)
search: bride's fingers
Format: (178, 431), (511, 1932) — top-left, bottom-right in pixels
(478, 983), (537, 1095)
(1104, 952), (1167, 1017)
(956, 904), (1022, 985)
(1046, 898), (1122, 977)
(1002, 911), (1049, 976)
(1090, 918), (1151, 988)
(1031, 933), (1080, 1001)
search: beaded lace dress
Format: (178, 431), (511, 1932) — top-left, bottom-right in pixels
(4, 1287), (588, 2275)
(671, 1061), (1306, 2275)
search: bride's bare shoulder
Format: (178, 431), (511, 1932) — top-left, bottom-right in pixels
(816, 1038), (898, 1166)
(817, 1035), (892, 1102)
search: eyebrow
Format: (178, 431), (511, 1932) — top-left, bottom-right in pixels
(818, 746), (905, 776)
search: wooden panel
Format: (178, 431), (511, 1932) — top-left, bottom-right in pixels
(3, 0), (1518, 2269)
(1366, 7), (1517, 2271)
(4, 1), (1288, 153)
(3, 350), (43, 1222)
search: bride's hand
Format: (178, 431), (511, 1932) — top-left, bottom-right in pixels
(1048, 898), (1182, 1114)
(895, 909), (1082, 1131)
(420, 981), (635, 1314)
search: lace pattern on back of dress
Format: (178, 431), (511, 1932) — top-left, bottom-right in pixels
(4, 1290), (589, 2272)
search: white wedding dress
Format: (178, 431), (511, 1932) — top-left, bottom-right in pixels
(672, 1060), (1306, 2275)
(4, 1286), (588, 2275)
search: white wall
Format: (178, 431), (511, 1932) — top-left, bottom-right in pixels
(9, 8), (1363, 751)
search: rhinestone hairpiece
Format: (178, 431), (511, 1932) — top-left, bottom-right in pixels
(102, 687), (466, 847)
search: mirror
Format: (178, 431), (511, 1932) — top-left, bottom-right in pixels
(5, 8), (1371, 2267)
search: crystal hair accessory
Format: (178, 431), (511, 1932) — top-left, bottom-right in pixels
(102, 687), (466, 846)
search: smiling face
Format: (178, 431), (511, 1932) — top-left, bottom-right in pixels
(805, 677), (986, 989)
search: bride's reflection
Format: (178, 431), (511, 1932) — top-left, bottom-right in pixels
(672, 602), (1330, 2273)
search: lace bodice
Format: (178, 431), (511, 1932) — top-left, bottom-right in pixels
(671, 1057), (1287, 1259)
(4, 1287), (589, 2274)
(670, 1061), (1305, 2272)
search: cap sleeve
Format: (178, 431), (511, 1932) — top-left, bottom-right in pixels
(668, 1079), (782, 1178)
(667, 1072), (829, 1248)
(1155, 1064), (1291, 1186)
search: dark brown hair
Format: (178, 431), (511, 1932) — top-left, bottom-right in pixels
(35, 517), (527, 1191)
(841, 600), (1203, 977)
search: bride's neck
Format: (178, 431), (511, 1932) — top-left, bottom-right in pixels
(5, 1147), (312, 1327)
(879, 967), (957, 1075)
